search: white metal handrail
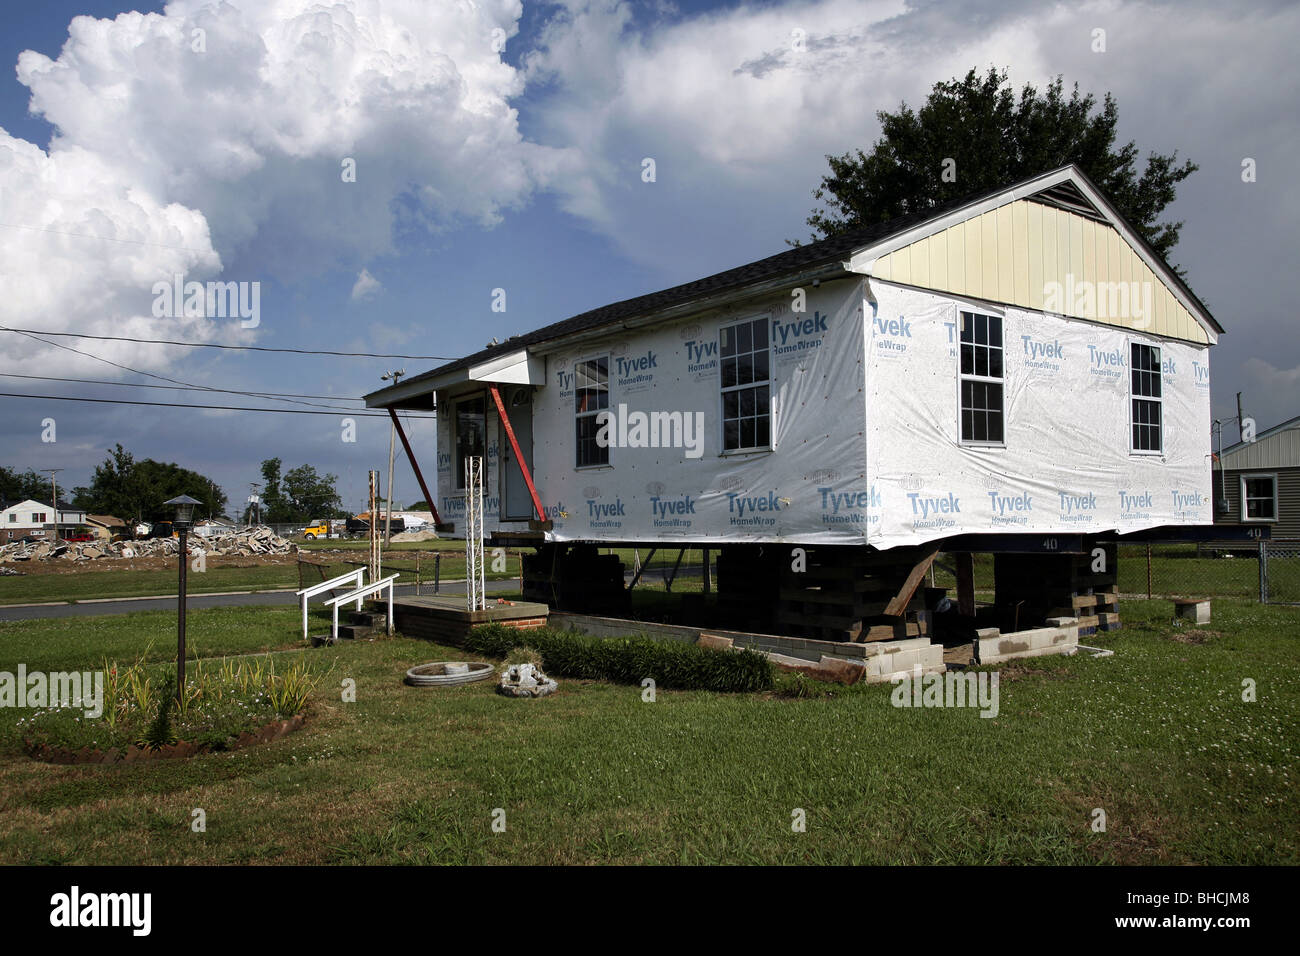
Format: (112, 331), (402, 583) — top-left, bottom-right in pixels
(325, 573), (400, 641)
(296, 567), (366, 640)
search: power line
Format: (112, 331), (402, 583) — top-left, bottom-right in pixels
(0, 390), (431, 418)
(0, 371), (366, 403)
(0, 326), (363, 411)
(0, 326), (454, 360)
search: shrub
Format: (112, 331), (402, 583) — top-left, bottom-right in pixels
(465, 624), (773, 693)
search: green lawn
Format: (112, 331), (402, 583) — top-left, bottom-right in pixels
(0, 597), (1296, 864)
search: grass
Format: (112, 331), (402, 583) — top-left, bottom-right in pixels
(0, 597), (1296, 864)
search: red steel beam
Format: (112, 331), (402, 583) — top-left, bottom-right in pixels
(387, 407), (443, 527)
(489, 385), (546, 522)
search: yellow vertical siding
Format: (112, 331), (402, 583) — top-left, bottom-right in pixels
(867, 198), (1208, 344)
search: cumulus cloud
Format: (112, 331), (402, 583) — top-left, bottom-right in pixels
(350, 267), (381, 301)
(0, 127), (224, 376)
(2, 0), (569, 379)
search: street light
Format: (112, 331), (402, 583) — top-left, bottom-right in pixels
(165, 495), (201, 702)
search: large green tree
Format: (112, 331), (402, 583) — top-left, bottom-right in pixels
(804, 67), (1197, 270)
(253, 458), (345, 523)
(71, 444), (226, 523)
(0, 466), (55, 505)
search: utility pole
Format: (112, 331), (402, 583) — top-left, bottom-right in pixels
(43, 468), (63, 540)
(380, 370), (405, 546)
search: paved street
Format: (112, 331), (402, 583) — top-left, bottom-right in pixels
(0, 578), (517, 622)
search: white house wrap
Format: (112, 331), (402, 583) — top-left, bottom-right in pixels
(369, 166), (1221, 552)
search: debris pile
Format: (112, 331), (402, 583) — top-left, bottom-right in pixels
(0, 527), (297, 563)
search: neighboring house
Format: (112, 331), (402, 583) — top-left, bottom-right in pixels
(1214, 415), (1300, 539)
(85, 514), (128, 542)
(365, 165), (1220, 550)
(0, 499), (88, 543)
(194, 518), (237, 538)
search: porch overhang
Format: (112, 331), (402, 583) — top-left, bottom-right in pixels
(364, 348), (543, 410)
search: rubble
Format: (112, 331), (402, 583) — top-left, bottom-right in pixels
(0, 527), (297, 564)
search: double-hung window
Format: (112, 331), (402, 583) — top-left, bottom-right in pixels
(1241, 475), (1277, 521)
(1130, 343), (1163, 453)
(575, 356), (610, 467)
(959, 311), (1004, 444)
(720, 317), (771, 451)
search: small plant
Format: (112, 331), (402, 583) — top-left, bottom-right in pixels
(141, 677), (178, 750)
(505, 646), (543, 668)
(466, 624), (773, 693)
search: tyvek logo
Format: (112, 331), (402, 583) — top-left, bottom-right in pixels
(684, 339), (718, 375)
(1119, 490), (1153, 519)
(1059, 491), (1098, 523)
(555, 369), (575, 394)
(728, 491), (780, 527)
(1192, 360), (1210, 388)
(1172, 490), (1204, 516)
(1021, 335), (1064, 371)
(441, 495), (500, 515)
(543, 502), (567, 521)
(773, 311), (828, 356)
(615, 350), (656, 388)
(873, 314), (911, 354)
(588, 498), (626, 528)
(988, 490), (1032, 526)
(1087, 345), (1125, 379)
(436, 451), (451, 472)
(651, 494), (695, 528)
(818, 486), (880, 527)
(908, 491), (960, 530)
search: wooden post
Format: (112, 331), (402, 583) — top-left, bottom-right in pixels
(1146, 543), (1153, 599)
(702, 548), (711, 595)
(955, 552), (976, 617)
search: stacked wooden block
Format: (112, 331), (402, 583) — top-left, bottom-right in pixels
(773, 546), (933, 644)
(521, 544), (628, 614)
(1052, 591), (1121, 638)
(993, 542), (1120, 635)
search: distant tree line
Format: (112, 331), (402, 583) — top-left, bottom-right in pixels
(3, 445), (226, 524)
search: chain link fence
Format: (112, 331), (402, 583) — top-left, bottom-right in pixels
(927, 541), (1300, 605)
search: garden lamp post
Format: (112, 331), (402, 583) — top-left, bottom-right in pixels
(165, 495), (201, 702)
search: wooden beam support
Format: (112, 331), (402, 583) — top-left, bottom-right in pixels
(955, 552), (976, 617)
(488, 385), (547, 524)
(882, 542), (943, 617)
(387, 408), (442, 528)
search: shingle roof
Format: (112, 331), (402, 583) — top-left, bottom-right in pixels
(368, 194), (979, 402)
(367, 165), (1219, 404)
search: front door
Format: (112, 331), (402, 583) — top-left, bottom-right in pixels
(499, 386), (535, 520)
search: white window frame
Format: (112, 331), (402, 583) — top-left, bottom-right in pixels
(957, 309), (1006, 447)
(574, 353), (612, 470)
(1129, 341), (1164, 456)
(1240, 472), (1278, 523)
(718, 314), (774, 456)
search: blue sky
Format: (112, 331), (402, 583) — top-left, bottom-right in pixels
(1, 0), (1297, 514)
